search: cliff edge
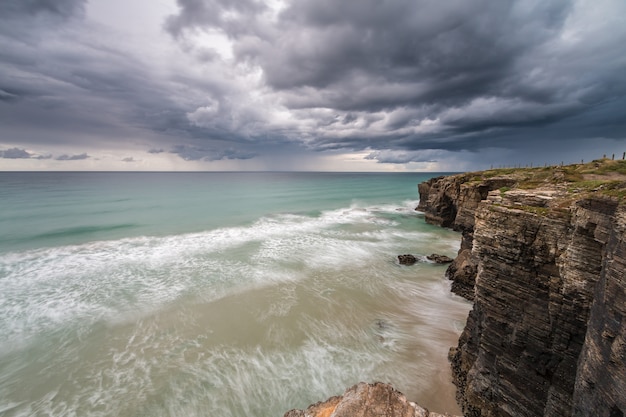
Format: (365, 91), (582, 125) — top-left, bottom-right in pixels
(418, 159), (626, 417)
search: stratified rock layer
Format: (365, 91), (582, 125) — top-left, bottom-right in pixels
(418, 161), (626, 417)
(284, 382), (457, 417)
(572, 204), (626, 417)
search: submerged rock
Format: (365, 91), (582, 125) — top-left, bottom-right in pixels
(284, 382), (458, 417)
(398, 254), (417, 265)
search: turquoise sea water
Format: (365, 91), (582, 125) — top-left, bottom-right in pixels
(0, 172), (470, 416)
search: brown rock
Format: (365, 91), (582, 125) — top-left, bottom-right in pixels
(398, 254), (417, 265)
(283, 382), (458, 417)
(427, 254), (454, 264)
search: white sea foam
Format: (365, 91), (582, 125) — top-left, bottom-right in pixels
(0, 196), (470, 417)
(0, 201), (432, 351)
(1, 172), (472, 416)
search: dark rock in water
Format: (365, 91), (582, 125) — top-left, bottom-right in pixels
(373, 319), (392, 343)
(374, 319), (389, 331)
(284, 382), (456, 417)
(397, 254), (417, 265)
(426, 254), (454, 264)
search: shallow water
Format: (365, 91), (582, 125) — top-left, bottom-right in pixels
(0, 172), (470, 416)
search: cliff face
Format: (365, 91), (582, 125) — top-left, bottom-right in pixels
(418, 161), (626, 417)
(572, 204), (626, 417)
(417, 175), (517, 300)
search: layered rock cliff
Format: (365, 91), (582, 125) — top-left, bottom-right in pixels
(418, 160), (626, 417)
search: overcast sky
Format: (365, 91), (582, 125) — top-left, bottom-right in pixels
(1, 0), (625, 171)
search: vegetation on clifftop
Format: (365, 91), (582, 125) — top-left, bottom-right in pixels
(469, 158), (626, 204)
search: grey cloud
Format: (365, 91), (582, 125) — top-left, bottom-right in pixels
(0, 88), (19, 101)
(170, 145), (257, 161)
(122, 157), (136, 162)
(255, 0), (570, 94)
(167, 0), (625, 161)
(365, 150), (439, 164)
(1, 0), (625, 171)
(0, 0), (86, 41)
(0, 147), (54, 159)
(0, 22), (204, 148)
(0, 0), (86, 19)
(0, 1), (266, 158)
(165, 0), (266, 38)
(56, 153), (89, 160)
(0, 147), (32, 158)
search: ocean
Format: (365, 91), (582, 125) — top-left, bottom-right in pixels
(0, 171), (471, 416)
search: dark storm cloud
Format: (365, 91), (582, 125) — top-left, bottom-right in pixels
(1, 0), (625, 169)
(235, 0), (571, 98)
(166, 0), (626, 164)
(0, 0), (271, 165)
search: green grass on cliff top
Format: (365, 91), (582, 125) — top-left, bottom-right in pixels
(468, 159), (626, 200)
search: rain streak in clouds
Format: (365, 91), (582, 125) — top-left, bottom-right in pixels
(0, 0), (625, 170)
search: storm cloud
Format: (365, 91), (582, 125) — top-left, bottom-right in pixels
(1, 0), (625, 170)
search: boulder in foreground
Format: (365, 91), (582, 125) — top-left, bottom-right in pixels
(284, 382), (458, 417)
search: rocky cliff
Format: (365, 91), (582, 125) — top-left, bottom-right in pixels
(418, 160), (626, 417)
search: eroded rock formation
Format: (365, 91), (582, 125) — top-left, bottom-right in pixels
(284, 382), (458, 417)
(418, 160), (626, 417)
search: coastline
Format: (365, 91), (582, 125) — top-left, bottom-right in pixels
(418, 159), (625, 416)
(286, 159), (626, 417)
